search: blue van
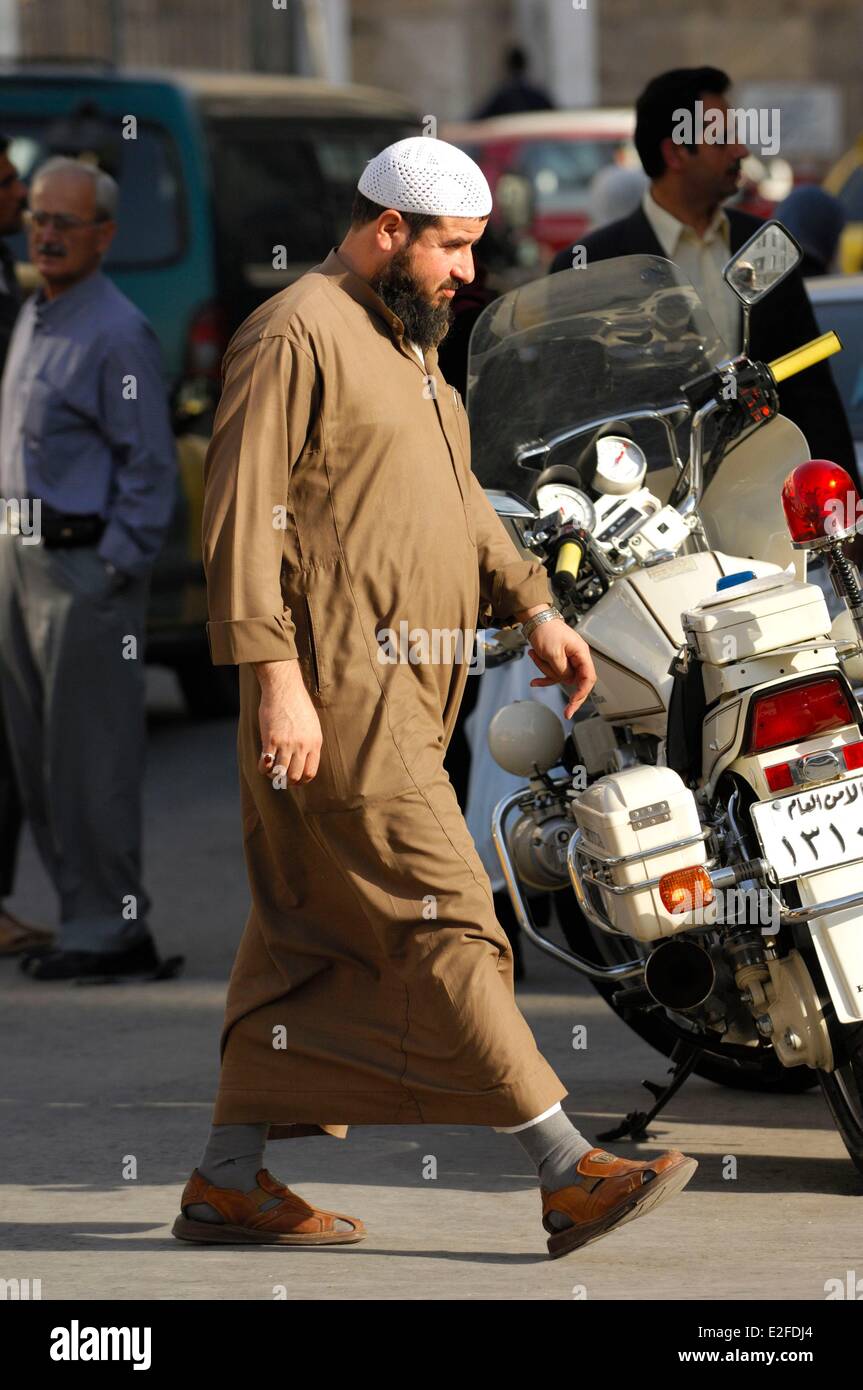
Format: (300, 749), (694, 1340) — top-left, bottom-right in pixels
(0, 64), (419, 712)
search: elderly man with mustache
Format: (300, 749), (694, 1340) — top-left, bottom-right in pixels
(0, 156), (176, 980)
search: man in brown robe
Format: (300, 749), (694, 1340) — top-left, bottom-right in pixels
(172, 138), (696, 1258)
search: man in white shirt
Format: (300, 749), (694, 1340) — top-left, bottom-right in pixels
(550, 66), (857, 479)
(639, 185), (741, 356)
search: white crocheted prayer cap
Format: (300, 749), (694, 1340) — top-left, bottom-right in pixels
(358, 136), (492, 217)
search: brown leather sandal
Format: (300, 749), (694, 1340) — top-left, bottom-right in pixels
(540, 1147), (698, 1259)
(171, 1168), (367, 1246)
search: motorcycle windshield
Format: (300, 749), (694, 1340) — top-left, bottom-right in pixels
(466, 255), (729, 495)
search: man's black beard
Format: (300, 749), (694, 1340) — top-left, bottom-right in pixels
(370, 245), (454, 352)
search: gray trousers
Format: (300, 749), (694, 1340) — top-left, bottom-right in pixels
(0, 535), (152, 952)
(0, 700), (22, 899)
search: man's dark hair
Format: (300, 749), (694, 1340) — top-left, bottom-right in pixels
(350, 189), (440, 240)
(635, 67), (731, 179)
(506, 45), (528, 76)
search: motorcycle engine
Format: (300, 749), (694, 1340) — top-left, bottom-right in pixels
(508, 805), (573, 891)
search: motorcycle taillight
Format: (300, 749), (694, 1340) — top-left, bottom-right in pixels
(745, 677), (856, 755)
(764, 761), (795, 792)
(843, 741), (863, 770)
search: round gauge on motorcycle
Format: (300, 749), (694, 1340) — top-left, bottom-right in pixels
(534, 482), (596, 533)
(593, 435), (648, 495)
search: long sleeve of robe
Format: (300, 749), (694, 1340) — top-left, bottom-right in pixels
(201, 247), (568, 1140)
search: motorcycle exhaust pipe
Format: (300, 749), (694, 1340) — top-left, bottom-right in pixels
(644, 939), (716, 1013)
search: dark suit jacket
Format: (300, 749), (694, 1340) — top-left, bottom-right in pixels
(549, 205), (858, 480)
(0, 239), (21, 379)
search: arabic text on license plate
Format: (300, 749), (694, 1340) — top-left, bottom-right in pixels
(751, 773), (863, 882)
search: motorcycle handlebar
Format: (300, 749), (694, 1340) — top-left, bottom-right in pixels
(768, 330), (842, 384)
(523, 330), (844, 584)
(555, 540), (583, 581)
(674, 330), (844, 521)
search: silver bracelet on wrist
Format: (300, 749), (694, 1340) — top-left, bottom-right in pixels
(520, 606), (563, 642)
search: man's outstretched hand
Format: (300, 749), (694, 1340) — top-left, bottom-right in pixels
(253, 658), (322, 784)
(525, 618), (596, 718)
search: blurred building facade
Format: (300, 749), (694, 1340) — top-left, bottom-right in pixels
(3, 0), (861, 153)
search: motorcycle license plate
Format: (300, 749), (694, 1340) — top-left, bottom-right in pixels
(750, 771), (863, 882)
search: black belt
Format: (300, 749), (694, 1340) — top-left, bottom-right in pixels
(40, 508), (107, 549)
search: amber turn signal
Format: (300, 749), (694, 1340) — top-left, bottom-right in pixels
(658, 866), (715, 914)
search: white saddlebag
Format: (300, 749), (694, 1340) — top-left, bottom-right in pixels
(681, 572), (831, 666)
(572, 764), (707, 941)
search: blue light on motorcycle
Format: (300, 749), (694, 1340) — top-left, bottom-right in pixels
(716, 571), (757, 591)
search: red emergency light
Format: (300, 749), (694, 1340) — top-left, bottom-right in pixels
(781, 460), (860, 547)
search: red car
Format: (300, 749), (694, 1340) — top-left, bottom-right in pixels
(443, 108), (779, 279)
(442, 109), (638, 267)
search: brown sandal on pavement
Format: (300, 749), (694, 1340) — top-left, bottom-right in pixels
(171, 1168), (367, 1247)
(0, 909), (55, 957)
(540, 1146), (698, 1259)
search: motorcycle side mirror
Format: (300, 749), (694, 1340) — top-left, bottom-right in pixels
(722, 220), (803, 357)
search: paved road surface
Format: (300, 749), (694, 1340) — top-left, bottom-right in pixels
(0, 671), (859, 1301)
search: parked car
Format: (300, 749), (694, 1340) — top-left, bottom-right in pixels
(808, 273), (863, 481)
(442, 108), (783, 285)
(0, 62), (419, 714)
(442, 109), (637, 274)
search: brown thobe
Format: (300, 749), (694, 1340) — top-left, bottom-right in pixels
(202, 246), (568, 1140)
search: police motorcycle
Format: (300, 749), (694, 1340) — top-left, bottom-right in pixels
(468, 223), (863, 1177)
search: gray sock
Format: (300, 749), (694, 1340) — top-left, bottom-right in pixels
(509, 1108), (596, 1231)
(186, 1122), (272, 1224)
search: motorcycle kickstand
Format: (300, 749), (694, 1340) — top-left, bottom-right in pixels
(595, 1039), (704, 1143)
